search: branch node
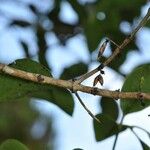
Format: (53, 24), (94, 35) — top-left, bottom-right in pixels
(91, 87), (98, 95)
(37, 74), (44, 82)
(126, 34), (132, 39)
(137, 92), (145, 107)
(114, 89), (120, 100)
(98, 64), (104, 70)
(71, 78), (76, 93)
(105, 38), (109, 43)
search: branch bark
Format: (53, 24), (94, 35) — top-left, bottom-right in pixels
(1, 64), (150, 100)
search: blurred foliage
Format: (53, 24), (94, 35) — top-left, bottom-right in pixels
(60, 62), (88, 80)
(0, 139), (28, 150)
(0, 0), (150, 149)
(0, 100), (53, 150)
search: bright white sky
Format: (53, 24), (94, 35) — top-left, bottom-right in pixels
(0, 1), (150, 150)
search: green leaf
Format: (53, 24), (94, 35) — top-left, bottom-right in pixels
(121, 64), (150, 115)
(93, 114), (127, 141)
(80, 0), (144, 54)
(0, 139), (28, 150)
(60, 63), (88, 80)
(100, 97), (119, 121)
(84, 20), (103, 52)
(0, 59), (74, 115)
(9, 58), (51, 76)
(52, 87), (74, 116)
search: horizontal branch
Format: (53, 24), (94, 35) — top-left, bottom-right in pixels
(0, 64), (150, 100)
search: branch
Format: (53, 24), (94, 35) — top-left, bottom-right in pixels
(76, 8), (150, 84)
(1, 64), (150, 100)
(75, 92), (101, 123)
(75, 67), (100, 84)
(104, 7), (150, 67)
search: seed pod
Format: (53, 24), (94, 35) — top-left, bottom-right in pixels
(93, 75), (99, 86)
(98, 74), (104, 86)
(93, 74), (104, 86)
(97, 39), (109, 60)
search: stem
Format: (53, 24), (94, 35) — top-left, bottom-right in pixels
(75, 92), (101, 124)
(131, 126), (150, 137)
(131, 128), (150, 149)
(103, 7), (150, 67)
(75, 66), (100, 84)
(112, 133), (119, 150)
(112, 116), (124, 150)
(131, 128), (141, 141)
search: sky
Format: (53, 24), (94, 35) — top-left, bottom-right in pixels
(0, 0), (150, 150)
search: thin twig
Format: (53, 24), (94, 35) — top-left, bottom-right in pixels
(75, 92), (101, 124)
(104, 7), (150, 67)
(131, 126), (150, 137)
(131, 128), (150, 148)
(131, 127), (150, 147)
(112, 116), (124, 150)
(1, 64), (150, 100)
(75, 66), (100, 84)
(107, 38), (121, 48)
(131, 128), (142, 142)
(112, 132), (119, 150)
(76, 8), (150, 84)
